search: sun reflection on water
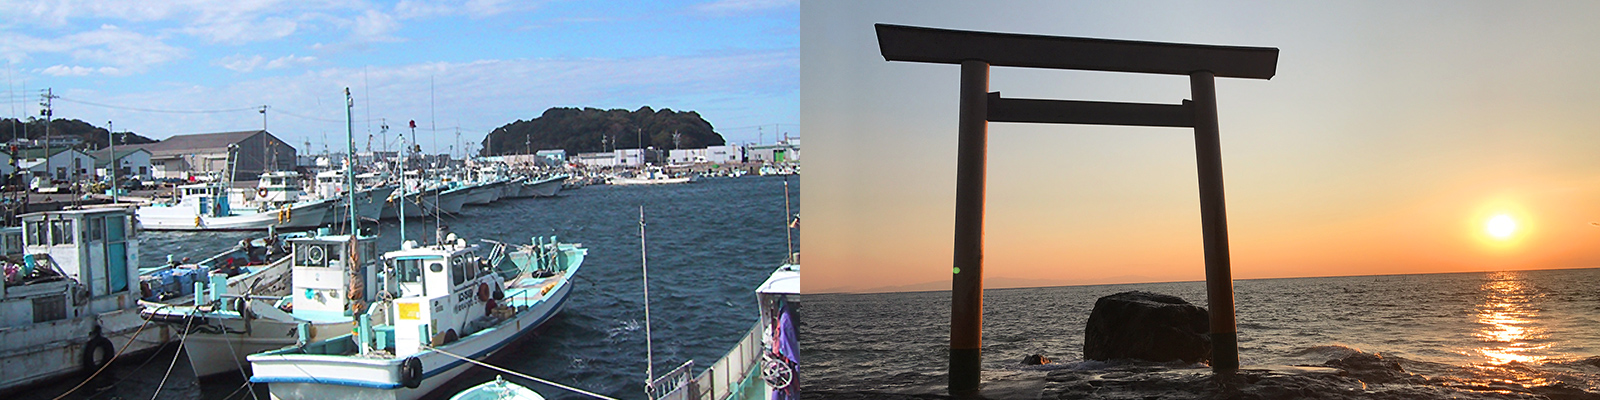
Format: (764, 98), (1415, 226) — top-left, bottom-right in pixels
(1468, 271), (1552, 387)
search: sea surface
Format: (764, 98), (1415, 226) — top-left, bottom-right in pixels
(25, 175), (798, 400)
(803, 268), (1600, 399)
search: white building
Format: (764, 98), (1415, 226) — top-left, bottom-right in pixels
(17, 148), (96, 180)
(669, 144), (744, 165)
(574, 149), (644, 168)
(747, 140), (800, 163)
(91, 148), (154, 181)
(536, 149), (567, 164)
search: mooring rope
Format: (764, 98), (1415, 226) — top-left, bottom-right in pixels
(150, 311), (196, 399)
(420, 344), (618, 400)
(52, 304), (164, 400)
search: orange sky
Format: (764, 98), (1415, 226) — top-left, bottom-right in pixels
(802, 1), (1600, 293)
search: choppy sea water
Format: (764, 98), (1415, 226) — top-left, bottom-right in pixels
(23, 175), (797, 400)
(803, 268), (1600, 399)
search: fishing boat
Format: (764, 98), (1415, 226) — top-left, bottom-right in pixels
(139, 229), (379, 378)
(647, 260), (798, 400)
(608, 167), (694, 186)
(246, 231), (584, 400)
(136, 233), (295, 305)
(0, 208), (174, 393)
(450, 375), (545, 400)
(137, 181), (333, 231)
(310, 170), (398, 222)
(519, 174), (567, 198)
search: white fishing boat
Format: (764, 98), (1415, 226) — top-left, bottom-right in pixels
(247, 232), (584, 400)
(0, 208), (174, 393)
(139, 230), (379, 378)
(450, 375), (545, 400)
(608, 167), (694, 186)
(520, 174), (566, 198)
(648, 260), (798, 400)
(461, 180), (504, 205)
(136, 233), (295, 305)
(138, 182), (333, 231)
(310, 170), (398, 223)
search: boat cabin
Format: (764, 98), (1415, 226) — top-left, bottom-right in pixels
(3, 208), (138, 327)
(386, 236), (500, 357)
(171, 183), (234, 217)
(254, 171), (305, 204)
(288, 233), (380, 321)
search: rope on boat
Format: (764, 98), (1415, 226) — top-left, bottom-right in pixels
(420, 345), (619, 400)
(51, 304), (165, 400)
(150, 309), (197, 399)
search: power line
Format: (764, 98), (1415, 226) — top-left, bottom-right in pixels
(54, 96), (261, 114)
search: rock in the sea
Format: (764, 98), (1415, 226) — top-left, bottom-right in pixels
(1021, 354), (1051, 365)
(1083, 291), (1212, 363)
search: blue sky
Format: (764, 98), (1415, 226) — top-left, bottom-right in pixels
(0, 0), (796, 155)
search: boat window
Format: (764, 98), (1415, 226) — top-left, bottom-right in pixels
(450, 257), (466, 286)
(108, 216), (127, 240)
(393, 259), (423, 283)
(327, 245), (343, 264)
(25, 221), (45, 246)
(3, 232), (20, 255)
(50, 220), (73, 245)
(89, 217), (104, 241)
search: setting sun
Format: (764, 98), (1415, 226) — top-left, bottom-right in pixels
(1487, 214), (1518, 239)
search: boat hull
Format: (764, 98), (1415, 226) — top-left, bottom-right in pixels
(139, 200), (333, 231)
(521, 176), (564, 198)
(182, 316), (356, 378)
(249, 282), (573, 400)
(0, 297), (172, 393)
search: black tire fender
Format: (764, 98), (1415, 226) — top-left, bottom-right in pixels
(82, 336), (114, 372)
(399, 356), (424, 389)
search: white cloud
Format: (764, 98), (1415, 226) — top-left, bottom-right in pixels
(352, 9), (402, 42)
(41, 65), (94, 76)
(393, 0), (534, 19)
(216, 54), (317, 72)
(75, 49), (795, 152)
(693, 0), (795, 15)
(1, 25), (185, 75)
(266, 54), (316, 69)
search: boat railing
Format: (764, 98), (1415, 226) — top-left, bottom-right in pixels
(647, 360), (694, 400)
(654, 319), (765, 400)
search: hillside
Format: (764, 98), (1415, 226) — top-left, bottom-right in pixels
(480, 106), (724, 156)
(0, 117), (159, 149)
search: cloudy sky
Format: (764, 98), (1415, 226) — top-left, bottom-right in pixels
(0, 0), (796, 155)
(803, 1), (1600, 292)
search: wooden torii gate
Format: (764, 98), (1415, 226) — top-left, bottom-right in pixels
(875, 24), (1279, 396)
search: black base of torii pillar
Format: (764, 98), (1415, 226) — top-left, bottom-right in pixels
(875, 24), (1278, 396)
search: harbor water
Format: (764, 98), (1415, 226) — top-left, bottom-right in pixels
(22, 175), (798, 400)
(803, 268), (1600, 399)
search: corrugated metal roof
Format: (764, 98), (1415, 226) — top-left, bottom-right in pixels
(136, 130), (265, 158)
(90, 148), (151, 167)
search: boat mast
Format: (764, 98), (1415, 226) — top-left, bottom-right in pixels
(639, 206), (654, 389)
(345, 88), (357, 235)
(784, 177), (794, 263)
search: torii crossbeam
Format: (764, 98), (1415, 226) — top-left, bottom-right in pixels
(875, 23), (1279, 396)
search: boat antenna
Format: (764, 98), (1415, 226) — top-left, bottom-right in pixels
(395, 120), (406, 244)
(639, 205), (654, 389)
(784, 177), (794, 264)
(345, 88), (357, 236)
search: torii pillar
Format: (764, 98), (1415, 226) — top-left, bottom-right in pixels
(875, 24), (1278, 396)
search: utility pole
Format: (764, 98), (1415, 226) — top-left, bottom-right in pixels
(40, 88), (55, 182)
(260, 105), (269, 177)
(108, 120), (116, 203)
